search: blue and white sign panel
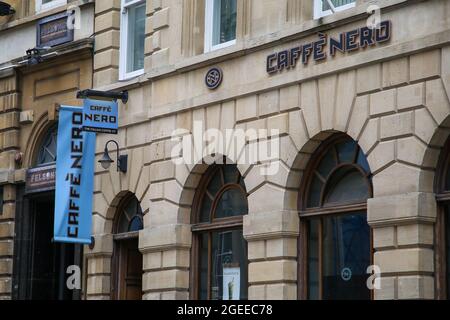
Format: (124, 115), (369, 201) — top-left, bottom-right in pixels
(54, 106), (96, 244)
(83, 98), (118, 134)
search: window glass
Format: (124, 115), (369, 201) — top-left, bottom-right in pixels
(322, 0), (356, 10)
(36, 126), (57, 166)
(308, 219), (320, 300)
(317, 149), (336, 179)
(196, 164), (248, 300)
(307, 175), (324, 208)
(306, 137), (370, 209)
(211, 230), (247, 300)
(303, 136), (372, 300)
(336, 140), (356, 164)
(116, 195), (143, 234)
(126, 2), (146, 73)
(214, 188), (248, 219)
(356, 149), (370, 174)
(199, 232), (209, 300)
(307, 213), (371, 300)
(324, 168), (369, 205)
(212, 0), (237, 47)
(321, 213), (371, 300)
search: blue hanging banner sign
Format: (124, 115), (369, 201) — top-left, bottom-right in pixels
(83, 98), (118, 134)
(54, 105), (96, 244)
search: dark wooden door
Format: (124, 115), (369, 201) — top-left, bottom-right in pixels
(115, 238), (143, 300)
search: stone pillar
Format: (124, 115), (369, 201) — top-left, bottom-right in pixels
(139, 224), (191, 300)
(84, 234), (113, 300)
(0, 74), (19, 300)
(368, 192), (436, 300)
(0, 185), (16, 300)
(93, 0), (121, 87)
(145, 0), (171, 71)
(243, 210), (299, 300)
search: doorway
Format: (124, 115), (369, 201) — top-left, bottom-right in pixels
(13, 191), (82, 300)
(111, 194), (143, 300)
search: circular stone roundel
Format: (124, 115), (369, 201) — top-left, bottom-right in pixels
(205, 67), (223, 90)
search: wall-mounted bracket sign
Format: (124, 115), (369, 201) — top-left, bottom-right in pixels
(77, 89), (128, 135)
(83, 98), (119, 134)
(266, 20), (392, 74)
(37, 12), (74, 47)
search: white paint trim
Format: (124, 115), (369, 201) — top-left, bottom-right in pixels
(204, 0), (237, 53)
(119, 0), (146, 81)
(314, 0), (356, 20)
(35, 0), (67, 13)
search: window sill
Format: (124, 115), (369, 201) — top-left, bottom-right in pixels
(119, 69), (145, 82)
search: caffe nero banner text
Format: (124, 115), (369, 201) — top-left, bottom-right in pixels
(54, 105), (96, 244)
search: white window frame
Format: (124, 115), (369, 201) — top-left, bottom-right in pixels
(35, 0), (67, 13)
(119, 0), (146, 81)
(313, 0), (356, 20)
(204, 0), (237, 53)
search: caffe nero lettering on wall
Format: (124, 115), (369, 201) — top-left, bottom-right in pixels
(266, 20), (392, 74)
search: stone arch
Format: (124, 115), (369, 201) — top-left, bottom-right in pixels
(421, 115), (450, 192)
(92, 147), (149, 235)
(173, 153), (252, 225)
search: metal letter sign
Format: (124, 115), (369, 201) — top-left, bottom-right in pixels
(83, 98), (118, 134)
(54, 106), (96, 244)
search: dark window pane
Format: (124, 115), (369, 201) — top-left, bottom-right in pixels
(308, 219), (320, 300)
(207, 168), (223, 197)
(209, 230), (247, 300)
(215, 188), (248, 219)
(336, 140), (356, 164)
(200, 196), (213, 223)
(37, 126), (58, 166)
(212, 0), (237, 46)
(321, 213), (371, 300)
(116, 196), (143, 234)
(307, 175), (324, 208)
(324, 168), (369, 204)
(199, 233), (209, 300)
(317, 149), (337, 179)
(128, 216), (143, 232)
(323, 0), (355, 10)
(357, 148), (370, 174)
(223, 165), (239, 185)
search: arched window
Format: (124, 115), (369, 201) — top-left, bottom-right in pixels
(192, 164), (248, 300)
(112, 194), (143, 300)
(36, 125), (58, 166)
(299, 134), (372, 300)
(435, 137), (450, 299)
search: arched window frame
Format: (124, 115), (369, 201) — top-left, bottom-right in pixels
(35, 124), (58, 167)
(434, 137), (450, 300)
(190, 164), (249, 300)
(111, 193), (144, 300)
(297, 134), (374, 300)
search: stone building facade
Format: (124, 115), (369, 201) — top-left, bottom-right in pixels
(0, 0), (94, 299)
(85, 0), (450, 300)
(1, 0), (450, 301)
